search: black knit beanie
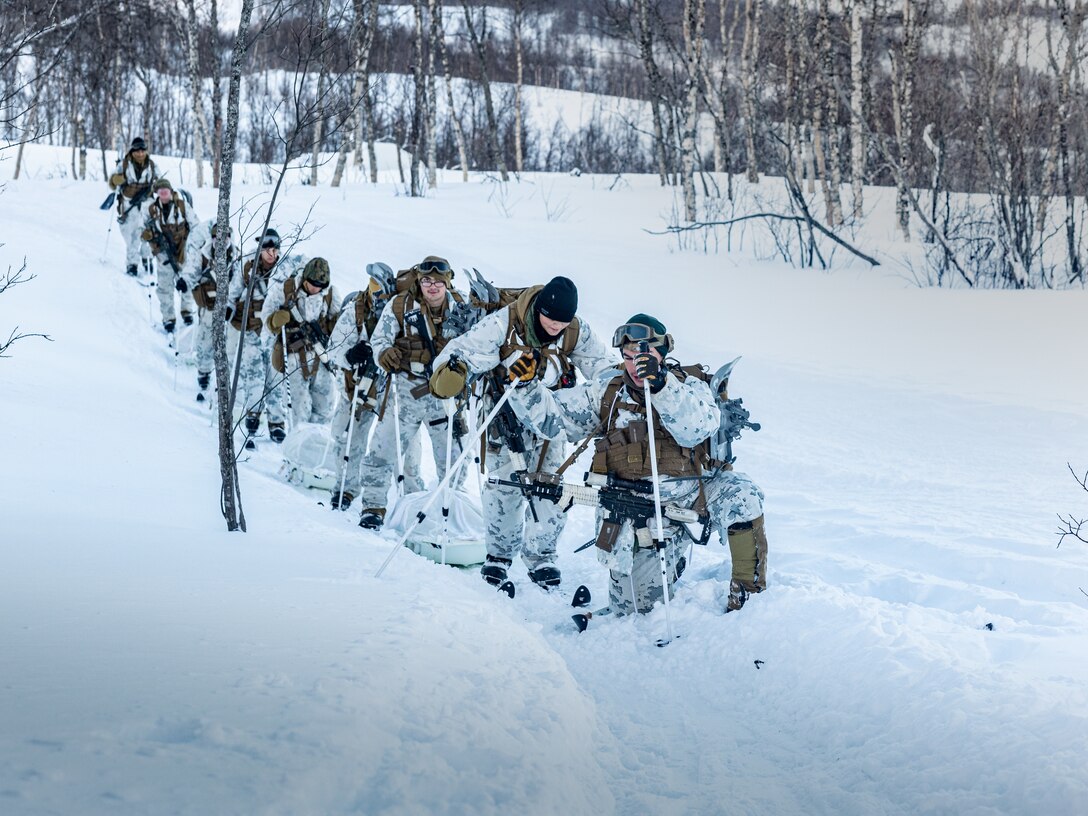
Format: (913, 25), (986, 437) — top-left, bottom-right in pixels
(534, 276), (578, 323)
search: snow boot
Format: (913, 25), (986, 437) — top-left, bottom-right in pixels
(142, 257), (154, 275)
(331, 491), (354, 511)
(244, 413), (261, 435)
(481, 555), (512, 587)
(163, 319), (176, 334)
(268, 423), (286, 444)
(725, 516), (768, 612)
(528, 564), (562, 588)
(181, 311), (194, 326)
(358, 508), (385, 530)
(244, 438), (256, 450)
(126, 263), (139, 277)
(196, 372), (210, 403)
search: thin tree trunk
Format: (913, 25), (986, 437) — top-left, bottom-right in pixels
(435, 0), (470, 180)
(740, 0), (761, 183)
(410, 0), (426, 195)
(849, 0), (866, 218)
(513, 0), (524, 174)
(310, 0), (333, 186)
(182, 0), (209, 188)
(460, 1), (509, 180)
(426, 0), (439, 186)
(680, 0), (705, 221)
(212, 0), (257, 532)
(636, 0), (669, 185)
(211, 0), (223, 188)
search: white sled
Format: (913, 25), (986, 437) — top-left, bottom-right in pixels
(280, 422), (338, 491)
(385, 489), (487, 567)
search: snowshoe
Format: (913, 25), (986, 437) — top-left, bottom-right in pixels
(528, 564), (562, 588)
(497, 580), (515, 598)
(572, 613), (590, 633)
(181, 312), (194, 326)
(162, 319), (176, 334)
(244, 414), (261, 434)
(126, 264), (139, 277)
(268, 425), (286, 444)
(481, 555), (512, 587)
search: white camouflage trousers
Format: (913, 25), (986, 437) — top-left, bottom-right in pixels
(155, 259), (195, 324)
(266, 352), (336, 428)
(357, 378), (463, 511)
(605, 469), (764, 616)
(234, 329), (280, 421)
(119, 207), (150, 270)
(483, 436), (568, 572)
(329, 401), (377, 499)
(194, 307), (214, 375)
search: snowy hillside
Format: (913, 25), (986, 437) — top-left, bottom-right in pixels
(2, 144), (1087, 815)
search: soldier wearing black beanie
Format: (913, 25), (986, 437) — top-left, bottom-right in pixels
(533, 275), (578, 342)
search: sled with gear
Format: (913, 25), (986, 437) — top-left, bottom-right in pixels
(383, 489), (487, 567)
(279, 422), (339, 491)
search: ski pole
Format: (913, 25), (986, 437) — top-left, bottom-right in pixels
(440, 397), (455, 565)
(391, 373), (406, 498)
(102, 211), (114, 261)
(642, 342), (674, 645)
(281, 326), (294, 432)
(335, 378), (363, 507)
(375, 382), (517, 578)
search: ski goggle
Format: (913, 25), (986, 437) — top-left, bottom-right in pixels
(612, 322), (673, 350)
(418, 259), (451, 274)
(259, 234), (281, 250)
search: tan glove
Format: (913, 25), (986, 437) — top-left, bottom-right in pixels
(507, 350), (540, 383)
(141, 228), (153, 242)
(430, 358), (467, 399)
(378, 346), (404, 372)
(109, 173), (125, 189)
(267, 309), (291, 331)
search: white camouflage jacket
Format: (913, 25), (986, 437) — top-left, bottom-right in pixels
(432, 304), (616, 389)
(181, 220), (238, 290)
(370, 289), (462, 379)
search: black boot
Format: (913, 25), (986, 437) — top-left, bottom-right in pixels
(196, 372), (210, 403)
(163, 319), (176, 334)
(181, 311), (194, 326)
(126, 264), (138, 277)
(268, 423), (286, 444)
(244, 413), (261, 435)
(358, 508), (385, 530)
(331, 491), (354, 511)
(528, 564), (561, 588)
(481, 555), (512, 586)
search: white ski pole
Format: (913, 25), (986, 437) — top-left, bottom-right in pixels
(336, 378), (363, 507)
(391, 373), (406, 499)
(376, 382), (517, 578)
(281, 325), (294, 432)
(440, 397), (455, 565)
(642, 343), (675, 645)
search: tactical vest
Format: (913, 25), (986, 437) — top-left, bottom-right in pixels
(388, 287), (463, 376)
(271, 275), (336, 379)
(590, 365), (719, 483)
(231, 258), (269, 333)
(118, 153), (157, 202)
(498, 285), (580, 388)
(147, 194), (190, 265)
(337, 293), (381, 412)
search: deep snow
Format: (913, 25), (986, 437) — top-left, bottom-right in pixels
(2, 143), (1087, 816)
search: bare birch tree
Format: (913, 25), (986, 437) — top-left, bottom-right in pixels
(435, 0), (470, 181)
(740, 0), (761, 183)
(460, 1), (509, 180)
(679, 0), (705, 221)
(180, 0), (211, 188)
(889, 0), (929, 241)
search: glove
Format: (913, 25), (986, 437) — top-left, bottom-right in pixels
(378, 346), (403, 372)
(175, 277), (189, 293)
(429, 358), (468, 399)
(268, 309), (291, 331)
(109, 173), (125, 188)
(345, 340), (373, 370)
(141, 228), (153, 242)
(634, 352), (667, 393)
(507, 350), (540, 384)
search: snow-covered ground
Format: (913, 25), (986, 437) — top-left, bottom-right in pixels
(2, 143), (1087, 815)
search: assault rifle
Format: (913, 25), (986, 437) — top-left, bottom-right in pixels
(402, 308), (438, 377)
(708, 357), (761, 465)
(489, 471), (712, 550)
(146, 219), (182, 274)
(119, 185), (151, 223)
(287, 305), (334, 372)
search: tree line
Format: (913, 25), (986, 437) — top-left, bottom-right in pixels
(1, 0), (1086, 287)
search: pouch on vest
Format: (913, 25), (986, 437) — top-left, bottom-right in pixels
(596, 520), (621, 553)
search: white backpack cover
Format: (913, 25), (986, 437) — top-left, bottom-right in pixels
(280, 422), (338, 491)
